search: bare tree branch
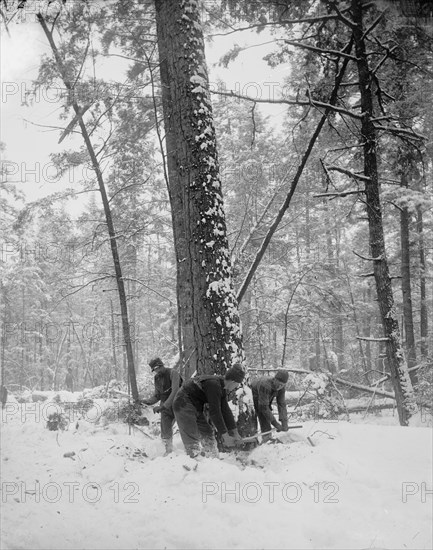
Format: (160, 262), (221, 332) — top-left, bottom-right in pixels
(356, 336), (390, 342)
(237, 37), (354, 303)
(353, 250), (384, 262)
(284, 39), (359, 61)
(314, 190), (362, 198)
(325, 165), (371, 181)
(211, 89), (362, 120)
(374, 124), (426, 140)
(209, 13), (347, 38)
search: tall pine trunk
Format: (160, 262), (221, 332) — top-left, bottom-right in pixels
(37, 13), (139, 401)
(154, 0), (244, 376)
(351, 0), (417, 425)
(399, 169), (417, 383)
(416, 182), (428, 358)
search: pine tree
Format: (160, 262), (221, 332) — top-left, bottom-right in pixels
(154, 0), (244, 376)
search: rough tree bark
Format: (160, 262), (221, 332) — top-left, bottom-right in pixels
(400, 168), (417, 382)
(394, 26), (421, 384)
(154, 0), (244, 377)
(416, 194), (429, 358)
(351, 0), (417, 425)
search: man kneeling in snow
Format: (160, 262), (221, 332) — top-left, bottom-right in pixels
(250, 370), (289, 442)
(173, 365), (245, 458)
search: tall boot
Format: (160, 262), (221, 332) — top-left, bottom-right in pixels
(261, 432), (273, 444)
(162, 438), (173, 456)
(185, 444), (201, 458)
(201, 437), (219, 458)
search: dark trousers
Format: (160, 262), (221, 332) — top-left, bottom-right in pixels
(173, 390), (214, 455)
(160, 407), (175, 441)
(252, 394), (272, 433)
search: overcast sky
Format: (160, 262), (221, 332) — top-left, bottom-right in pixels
(1, 8), (288, 213)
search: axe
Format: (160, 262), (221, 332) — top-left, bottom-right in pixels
(241, 424), (303, 442)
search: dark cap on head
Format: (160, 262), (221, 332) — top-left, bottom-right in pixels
(275, 370), (289, 383)
(224, 364), (245, 383)
(149, 357), (164, 372)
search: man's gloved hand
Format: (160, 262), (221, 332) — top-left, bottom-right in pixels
(153, 405), (163, 413)
(222, 433), (237, 448)
(281, 422), (289, 432)
(229, 428), (244, 445)
(229, 428), (243, 442)
(273, 421), (283, 432)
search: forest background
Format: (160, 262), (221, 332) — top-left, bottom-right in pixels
(0, 0), (431, 423)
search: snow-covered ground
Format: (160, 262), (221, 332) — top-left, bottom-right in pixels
(0, 393), (432, 550)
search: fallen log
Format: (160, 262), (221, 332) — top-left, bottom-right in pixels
(285, 390), (315, 406)
(346, 402), (396, 414)
(332, 376), (395, 399)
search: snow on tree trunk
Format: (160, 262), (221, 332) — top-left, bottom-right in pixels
(351, 0), (417, 426)
(154, 0), (244, 376)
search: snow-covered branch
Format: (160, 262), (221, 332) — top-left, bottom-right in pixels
(325, 165), (371, 181)
(284, 39), (359, 61)
(211, 90), (362, 120)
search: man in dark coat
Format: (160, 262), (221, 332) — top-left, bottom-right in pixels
(142, 357), (182, 455)
(173, 364), (245, 458)
(250, 370), (289, 442)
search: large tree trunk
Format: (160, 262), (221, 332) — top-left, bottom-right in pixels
(416, 184), (429, 358)
(351, 0), (417, 425)
(0, 283), (6, 388)
(153, 12), (194, 376)
(154, 0), (244, 376)
(399, 170), (417, 383)
(394, 27), (420, 384)
(110, 299), (118, 380)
